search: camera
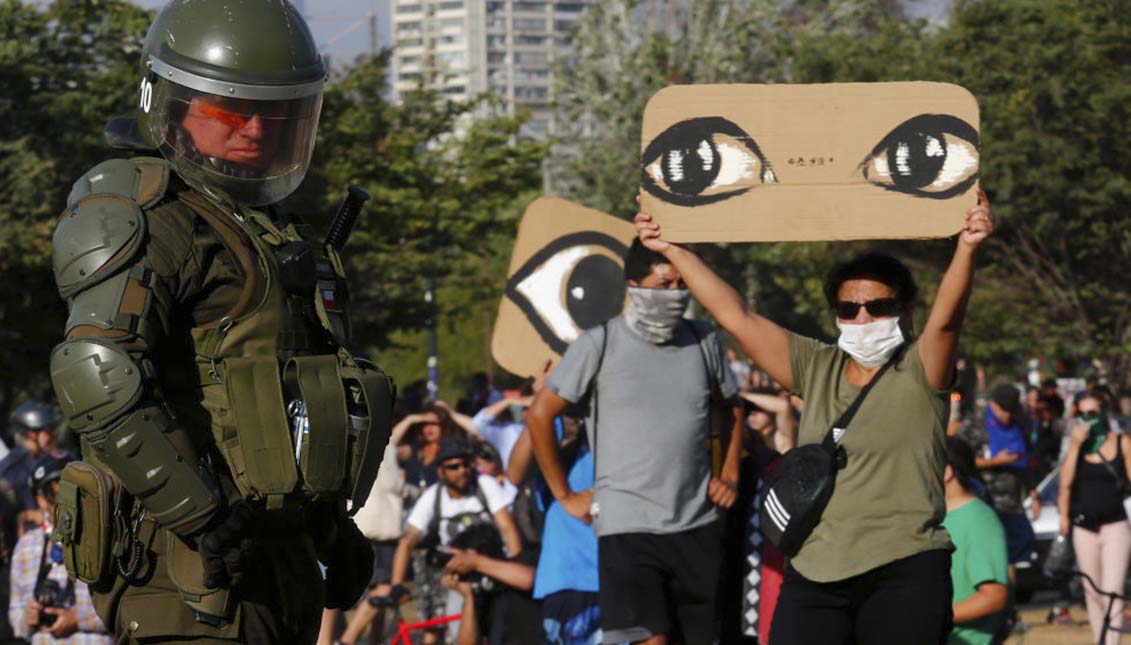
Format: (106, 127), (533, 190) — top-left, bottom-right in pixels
(426, 548), (489, 588)
(426, 547), (454, 569)
(34, 579), (68, 628)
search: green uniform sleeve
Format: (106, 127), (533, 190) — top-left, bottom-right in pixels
(51, 175), (222, 536)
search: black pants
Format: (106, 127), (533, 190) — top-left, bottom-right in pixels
(598, 523), (722, 645)
(770, 549), (953, 645)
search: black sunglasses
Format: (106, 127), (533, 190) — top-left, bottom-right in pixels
(441, 460), (471, 472)
(833, 298), (903, 320)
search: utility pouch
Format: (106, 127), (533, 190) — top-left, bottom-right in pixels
(340, 353), (396, 511)
(54, 462), (121, 585)
(223, 357), (298, 505)
(285, 355), (349, 495)
(167, 534), (235, 625)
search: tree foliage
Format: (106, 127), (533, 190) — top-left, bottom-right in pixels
(0, 2), (546, 415)
(553, 0), (1131, 384)
(0, 0), (152, 418)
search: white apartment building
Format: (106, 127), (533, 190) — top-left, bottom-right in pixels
(390, 0), (591, 139)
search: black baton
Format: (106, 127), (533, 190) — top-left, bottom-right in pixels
(324, 185), (371, 251)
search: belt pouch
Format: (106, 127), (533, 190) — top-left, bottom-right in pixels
(54, 461), (120, 585)
(285, 355), (349, 495)
(223, 357), (298, 500)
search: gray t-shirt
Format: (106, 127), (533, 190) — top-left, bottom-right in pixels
(546, 315), (738, 536)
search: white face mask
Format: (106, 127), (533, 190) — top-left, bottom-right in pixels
(836, 317), (904, 367)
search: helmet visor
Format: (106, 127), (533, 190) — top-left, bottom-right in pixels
(148, 79), (322, 206)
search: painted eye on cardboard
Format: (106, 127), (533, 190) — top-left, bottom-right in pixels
(505, 232), (628, 355)
(861, 114), (980, 199)
(640, 117), (777, 207)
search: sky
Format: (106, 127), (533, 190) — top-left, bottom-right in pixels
(128, 0), (950, 64)
(131, 0), (393, 65)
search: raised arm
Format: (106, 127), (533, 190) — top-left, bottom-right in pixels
(635, 213), (794, 389)
(393, 413), (424, 462)
(918, 189), (993, 390)
(507, 359), (552, 486)
(434, 401), (484, 441)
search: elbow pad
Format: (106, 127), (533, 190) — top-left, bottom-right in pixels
(51, 338), (219, 534)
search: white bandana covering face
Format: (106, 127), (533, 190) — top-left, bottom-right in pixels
(836, 317), (905, 367)
(624, 286), (691, 344)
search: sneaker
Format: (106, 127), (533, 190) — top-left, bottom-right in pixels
(1047, 607), (1072, 625)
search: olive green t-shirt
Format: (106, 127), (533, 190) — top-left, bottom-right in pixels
(788, 333), (953, 582)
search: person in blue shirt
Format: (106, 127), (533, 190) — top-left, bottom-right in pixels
(508, 414), (608, 645)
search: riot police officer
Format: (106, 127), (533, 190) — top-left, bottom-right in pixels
(47, 1), (394, 642)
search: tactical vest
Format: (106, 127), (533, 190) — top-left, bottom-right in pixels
(174, 189), (394, 512)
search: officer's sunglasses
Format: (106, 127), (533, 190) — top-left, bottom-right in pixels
(833, 298), (903, 320)
(194, 99), (288, 130)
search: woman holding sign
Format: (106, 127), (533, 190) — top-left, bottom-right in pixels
(635, 190), (992, 644)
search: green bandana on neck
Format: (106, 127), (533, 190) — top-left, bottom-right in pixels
(1079, 412), (1110, 454)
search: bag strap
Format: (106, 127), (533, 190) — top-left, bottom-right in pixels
(1098, 438), (1131, 496)
(474, 480), (493, 523)
(590, 321), (610, 475)
(819, 343), (908, 454)
(426, 482), (443, 539)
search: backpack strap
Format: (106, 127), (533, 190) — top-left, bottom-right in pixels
(474, 481), (493, 524)
(590, 321), (610, 475)
(426, 483), (443, 539)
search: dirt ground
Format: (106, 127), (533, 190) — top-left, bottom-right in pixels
(1007, 592), (1117, 645)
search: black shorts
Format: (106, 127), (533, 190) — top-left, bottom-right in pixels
(598, 522), (721, 645)
(368, 540), (398, 588)
(770, 549), (953, 645)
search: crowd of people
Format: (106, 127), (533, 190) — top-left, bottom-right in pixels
(8, 195), (1131, 645)
(310, 192), (1127, 645)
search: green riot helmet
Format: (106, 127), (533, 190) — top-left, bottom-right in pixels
(136, 0), (326, 206)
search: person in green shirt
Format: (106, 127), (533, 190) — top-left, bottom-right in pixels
(943, 437), (1010, 645)
(634, 189), (994, 644)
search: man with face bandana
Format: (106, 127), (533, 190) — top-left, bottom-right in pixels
(527, 239), (742, 645)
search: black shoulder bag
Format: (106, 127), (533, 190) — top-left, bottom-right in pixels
(759, 346), (904, 558)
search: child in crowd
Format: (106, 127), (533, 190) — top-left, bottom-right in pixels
(943, 437), (1011, 645)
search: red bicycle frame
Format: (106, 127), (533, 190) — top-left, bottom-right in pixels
(386, 613), (463, 645)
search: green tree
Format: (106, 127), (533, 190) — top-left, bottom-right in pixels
(288, 53), (547, 387)
(553, 0), (1131, 385)
(0, 0), (152, 419)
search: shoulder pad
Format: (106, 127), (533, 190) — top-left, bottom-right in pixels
(54, 158), (168, 300)
(67, 157), (170, 210)
(53, 195), (146, 299)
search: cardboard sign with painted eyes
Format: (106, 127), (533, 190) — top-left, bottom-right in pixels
(639, 82), (980, 242)
(492, 197), (634, 377)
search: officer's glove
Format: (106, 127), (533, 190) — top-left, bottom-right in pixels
(199, 503), (257, 589)
(310, 503), (373, 609)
